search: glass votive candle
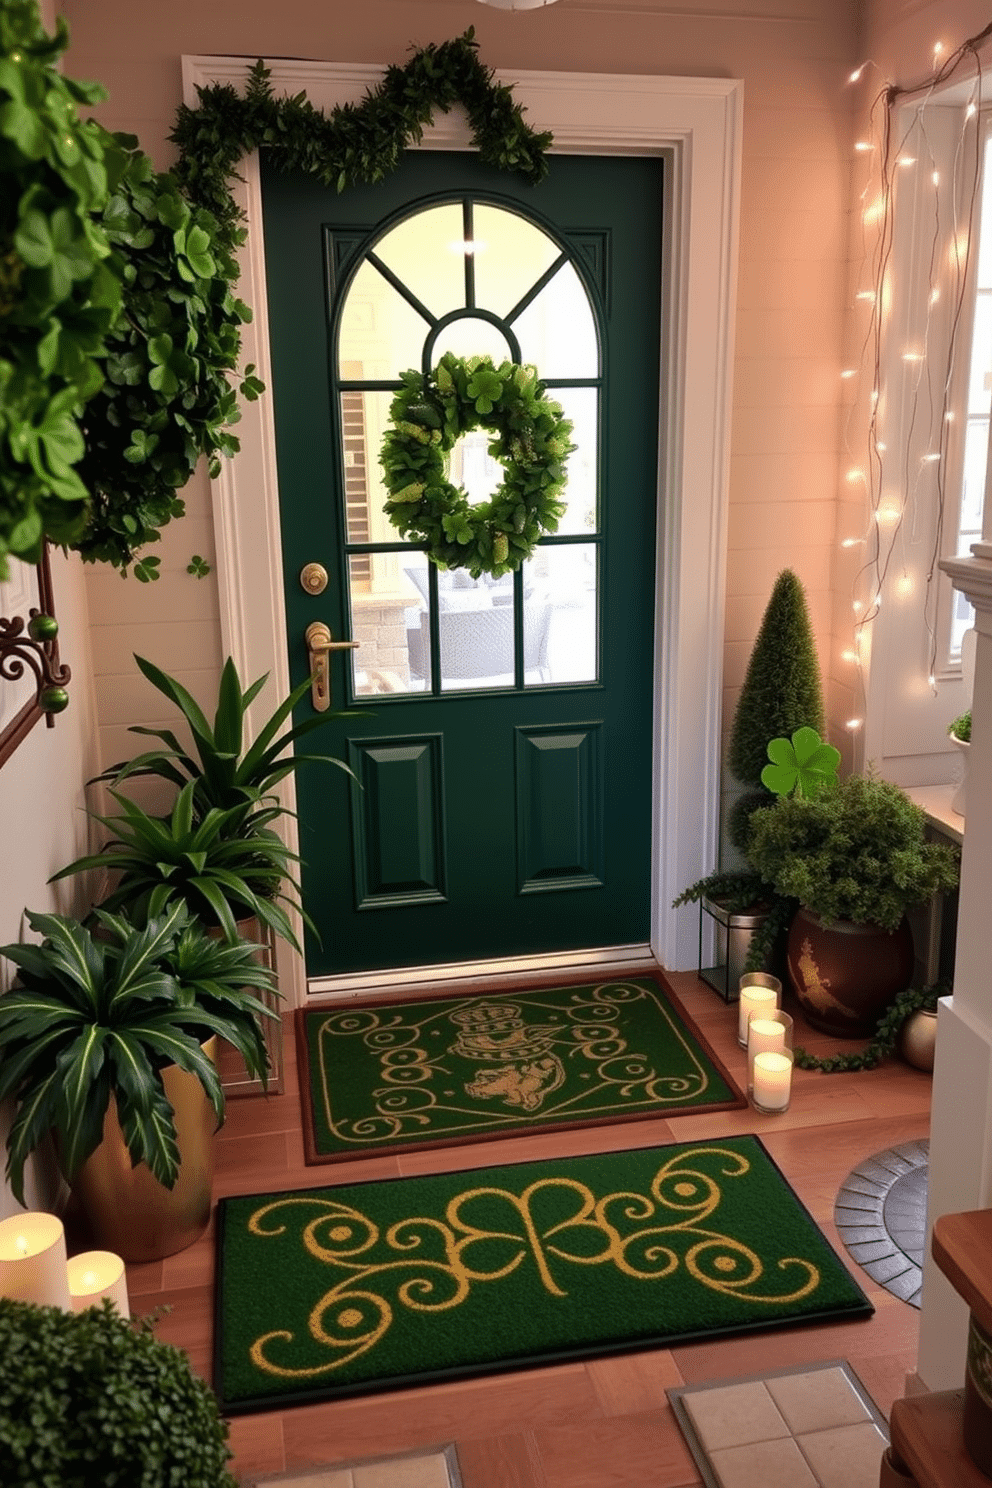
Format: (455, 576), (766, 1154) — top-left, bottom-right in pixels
(737, 972), (781, 1046)
(0, 1212), (71, 1310)
(747, 1010), (793, 1098)
(752, 1049), (794, 1114)
(67, 1251), (130, 1314)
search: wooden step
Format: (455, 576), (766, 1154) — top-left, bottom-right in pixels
(932, 1209), (992, 1335)
(889, 1390), (992, 1488)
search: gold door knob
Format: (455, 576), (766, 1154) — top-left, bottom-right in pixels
(305, 621), (359, 711)
(299, 562), (328, 595)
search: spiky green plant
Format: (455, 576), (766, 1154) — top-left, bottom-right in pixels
(95, 652), (352, 815)
(0, 902), (278, 1203)
(51, 780), (309, 949)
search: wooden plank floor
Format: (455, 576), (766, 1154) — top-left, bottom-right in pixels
(120, 968), (931, 1487)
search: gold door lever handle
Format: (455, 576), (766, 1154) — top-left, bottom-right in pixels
(305, 621), (359, 712)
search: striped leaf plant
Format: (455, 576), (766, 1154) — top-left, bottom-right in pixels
(0, 901), (279, 1205)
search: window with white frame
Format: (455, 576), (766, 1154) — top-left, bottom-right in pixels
(942, 111), (992, 665)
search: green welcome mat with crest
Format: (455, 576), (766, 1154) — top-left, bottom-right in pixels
(296, 975), (745, 1163)
(214, 1134), (873, 1414)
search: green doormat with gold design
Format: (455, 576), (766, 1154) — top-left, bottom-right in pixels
(296, 975), (744, 1164)
(214, 1135), (873, 1413)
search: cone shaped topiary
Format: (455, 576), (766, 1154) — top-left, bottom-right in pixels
(729, 570), (825, 790)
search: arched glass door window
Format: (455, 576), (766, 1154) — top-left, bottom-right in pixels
(334, 198), (602, 696)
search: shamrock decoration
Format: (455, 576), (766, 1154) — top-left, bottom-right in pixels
(761, 726), (841, 798)
(465, 367), (503, 414)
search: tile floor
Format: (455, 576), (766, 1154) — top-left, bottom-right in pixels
(834, 1141), (930, 1307)
(668, 1360), (889, 1488)
(246, 1444), (460, 1488)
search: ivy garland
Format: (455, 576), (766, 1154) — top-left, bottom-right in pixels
(170, 30), (552, 232)
(793, 983), (943, 1073)
(379, 353), (574, 577)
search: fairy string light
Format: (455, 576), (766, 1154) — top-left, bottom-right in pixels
(840, 23), (992, 733)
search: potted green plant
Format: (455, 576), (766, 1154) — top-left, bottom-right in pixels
(948, 709), (971, 817)
(0, 901), (279, 1259)
(0, 1297), (236, 1486)
(95, 652), (351, 816)
(744, 773), (959, 1037)
(51, 779), (310, 951)
(55, 653), (355, 951)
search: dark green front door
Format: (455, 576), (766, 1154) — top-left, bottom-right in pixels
(262, 151), (662, 977)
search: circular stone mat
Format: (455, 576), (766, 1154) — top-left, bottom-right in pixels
(834, 1138), (929, 1307)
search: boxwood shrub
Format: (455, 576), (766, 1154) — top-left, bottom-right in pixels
(0, 1297), (236, 1487)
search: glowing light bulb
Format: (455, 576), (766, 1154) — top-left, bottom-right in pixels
(841, 368), (857, 379)
(842, 649), (859, 663)
(856, 290), (876, 303)
(875, 506), (900, 526)
(967, 103), (978, 120)
(934, 41), (944, 57)
(928, 674), (937, 687)
(853, 601), (864, 614)
(855, 140), (873, 152)
(841, 537), (862, 548)
(930, 288), (941, 305)
(876, 439), (886, 450)
(82, 1270), (98, 1288)
(846, 718), (864, 730)
(902, 350), (923, 363)
(846, 468), (866, 483)
(896, 155), (917, 167)
(849, 64), (866, 83)
(15, 1235), (29, 1256)
(896, 573), (913, 596)
(945, 411), (955, 422)
(932, 170), (940, 187)
(922, 452), (941, 463)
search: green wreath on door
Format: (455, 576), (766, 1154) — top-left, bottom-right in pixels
(379, 352), (575, 578)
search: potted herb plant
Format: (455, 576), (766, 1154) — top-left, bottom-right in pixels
(0, 1297), (236, 1486)
(744, 773), (960, 1038)
(0, 902), (279, 1259)
(948, 709), (971, 817)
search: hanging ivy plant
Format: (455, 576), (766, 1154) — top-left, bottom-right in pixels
(75, 135), (262, 580)
(1, 11), (553, 579)
(380, 353), (574, 577)
(0, 2), (121, 578)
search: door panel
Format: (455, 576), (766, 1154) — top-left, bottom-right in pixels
(262, 151), (662, 976)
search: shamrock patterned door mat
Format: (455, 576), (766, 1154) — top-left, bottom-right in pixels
(295, 974), (745, 1164)
(213, 1134), (873, 1414)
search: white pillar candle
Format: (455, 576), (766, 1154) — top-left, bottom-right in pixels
(752, 1050), (793, 1113)
(737, 982), (779, 1045)
(0, 1212), (71, 1310)
(748, 1015), (787, 1058)
(67, 1251), (130, 1315)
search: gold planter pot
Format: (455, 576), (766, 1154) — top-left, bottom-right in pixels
(70, 1037), (217, 1263)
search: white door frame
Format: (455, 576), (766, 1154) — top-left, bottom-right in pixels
(181, 57), (743, 1007)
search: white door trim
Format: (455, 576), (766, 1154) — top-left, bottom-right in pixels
(181, 57), (742, 1006)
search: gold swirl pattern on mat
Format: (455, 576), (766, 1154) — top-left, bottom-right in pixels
(245, 1146), (820, 1380)
(315, 982), (717, 1145)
